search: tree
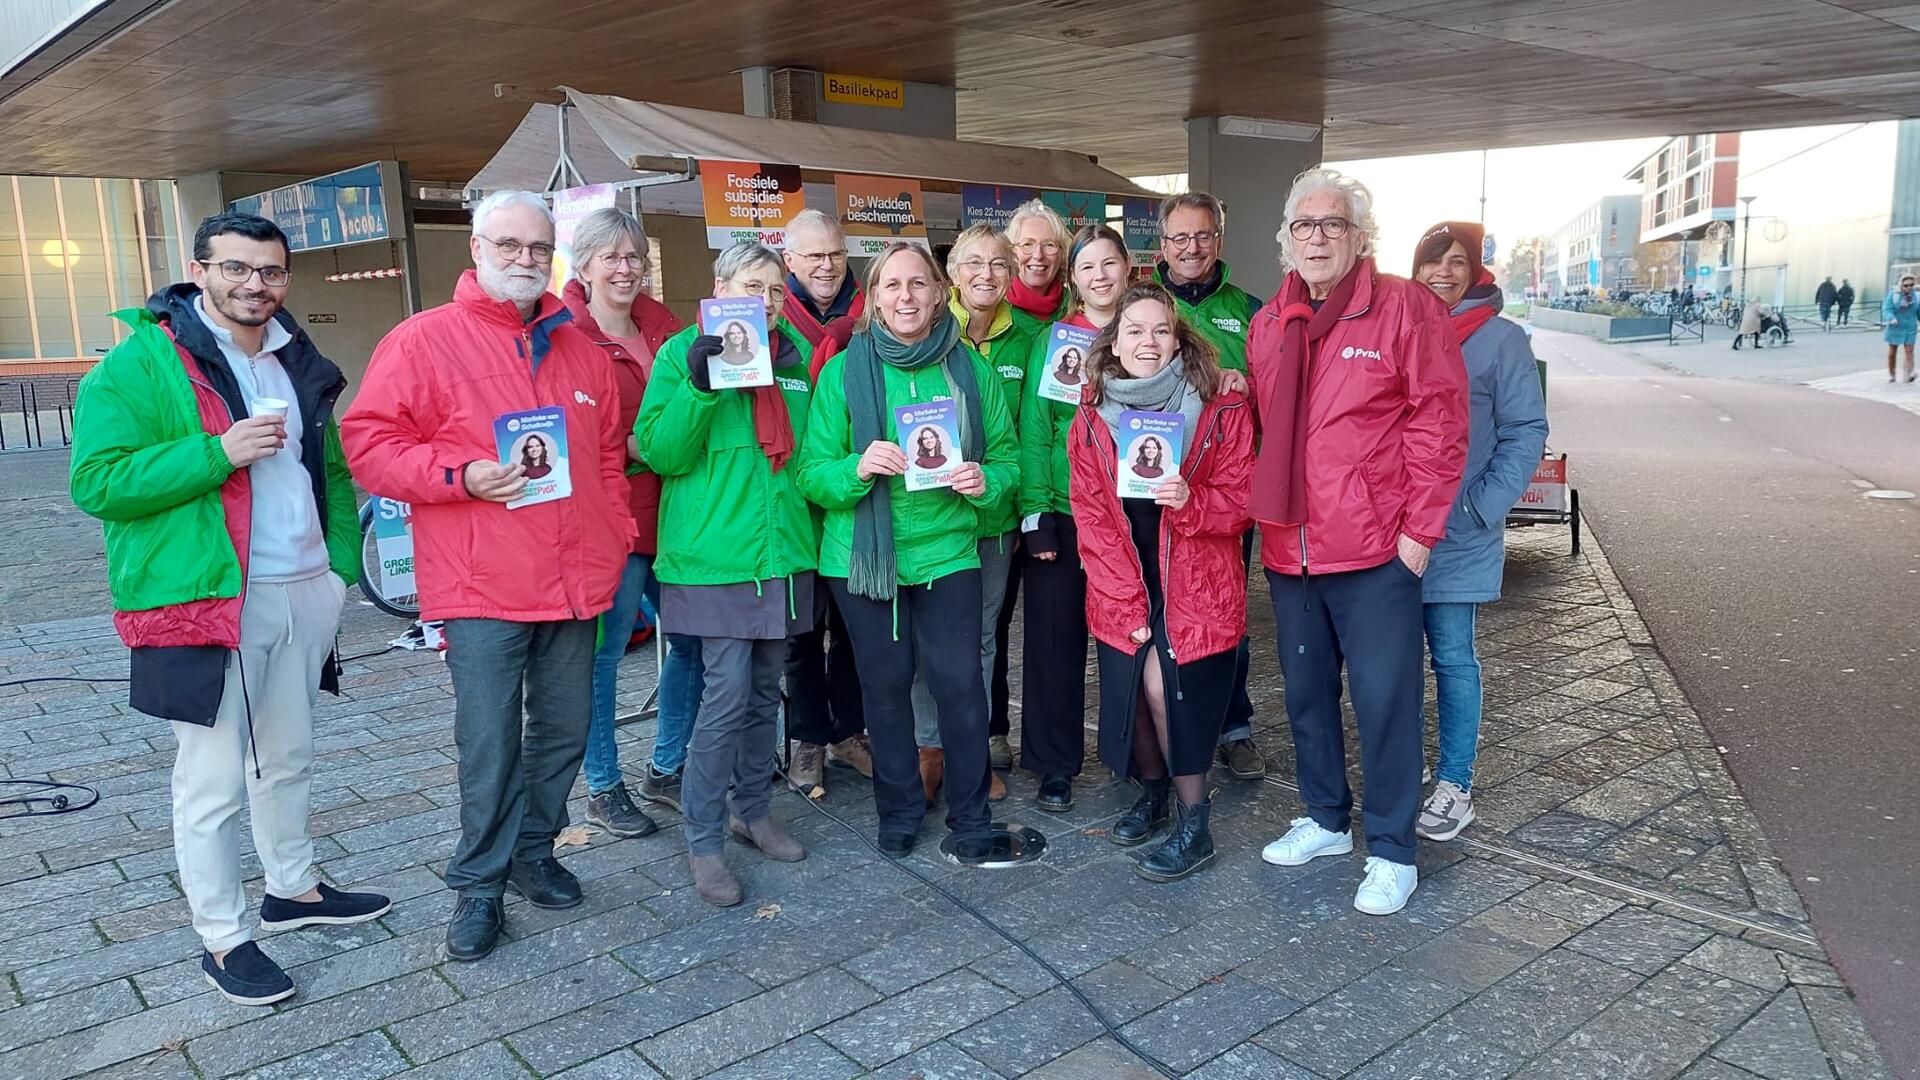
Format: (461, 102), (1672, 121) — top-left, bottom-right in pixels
(1502, 236), (1544, 295)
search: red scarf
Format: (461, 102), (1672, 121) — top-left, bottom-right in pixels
(1249, 260), (1366, 527)
(1007, 276), (1064, 321)
(754, 337), (799, 471)
(1447, 269), (1500, 344)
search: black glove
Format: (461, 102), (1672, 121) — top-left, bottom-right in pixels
(1025, 511), (1062, 558)
(685, 334), (723, 393)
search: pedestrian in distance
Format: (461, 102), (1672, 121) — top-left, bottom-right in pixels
(1816, 276), (1837, 330)
(560, 207), (685, 839)
(1407, 221), (1550, 842)
(796, 243), (1021, 862)
(1150, 190), (1267, 781)
(1069, 284), (1254, 881)
(636, 241), (819, 907)
(342, 191), (637, 962)
(1837, 279), (1855, 326)
(73, 211), (391, 1006)
(1884, 274), (1919, 384)
(1737, 298), (1769, 350)
(1249, 169), (1469, 916)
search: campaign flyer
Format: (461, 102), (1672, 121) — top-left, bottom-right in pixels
(493, 407), (572, 509)
(896, 400), (962, 492)
(699, 297), (774, 389)
(1116, 410), (1184, 499)
(1035, 322), (1095, 404)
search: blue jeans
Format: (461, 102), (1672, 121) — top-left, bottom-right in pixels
(1422, 602), (1482, 791)
(651, 633), (704, 775)
(586, 554), (655, 794)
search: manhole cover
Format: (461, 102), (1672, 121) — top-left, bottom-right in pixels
(1863, 489), (1915, 500)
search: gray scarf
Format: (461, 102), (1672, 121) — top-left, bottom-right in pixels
(1095, 352), (1206, 446)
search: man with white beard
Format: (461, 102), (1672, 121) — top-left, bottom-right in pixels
(343, 191), (635, 961)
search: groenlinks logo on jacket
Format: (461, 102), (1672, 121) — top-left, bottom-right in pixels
(1340, 345), (1383, 362)
(1211, 316), (1244, 334)
(573, 390), (599, 407)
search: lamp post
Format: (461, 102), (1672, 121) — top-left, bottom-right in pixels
(1738, 195), (1757, 304)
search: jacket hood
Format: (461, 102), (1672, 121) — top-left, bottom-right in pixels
(146, 283), (344, 406)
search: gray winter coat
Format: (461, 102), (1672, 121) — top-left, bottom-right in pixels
(1422, 289), (1549, 605)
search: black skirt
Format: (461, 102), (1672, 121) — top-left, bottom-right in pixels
(1094, 500), (1236, 778)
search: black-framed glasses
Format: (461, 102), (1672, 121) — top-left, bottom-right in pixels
(199, 259), (290, 287)
(478, 235), (556, 262)
(1288, 217), (1352, 241)
(1163, 230), (1219, 250)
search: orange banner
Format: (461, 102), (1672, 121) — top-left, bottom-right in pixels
(699, 160), (805, 249)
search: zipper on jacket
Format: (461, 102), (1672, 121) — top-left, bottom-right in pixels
(187, 367), (267, 779)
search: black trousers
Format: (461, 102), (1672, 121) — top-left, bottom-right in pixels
(1220, 530), (1256, 742)
(1267, 561), (1425, 866)
(1020, 518), (1089, 777)
(830, 572), (991, 841)
(784, 589), (865, 746)
(989, 546), (1024, 738)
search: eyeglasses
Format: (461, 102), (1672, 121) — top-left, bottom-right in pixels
(956, 258), (1012, 275)
(732, 279), (789, 305)
(1163, 231), (1219, 250)
(1013, 239), (1061, 257)
(789, 249), (847, 265)
(478, 235), (556, 263)
(1288, 217), (1353, 241)
(199, 259), (290, 287)
(594, 252), (647, 270)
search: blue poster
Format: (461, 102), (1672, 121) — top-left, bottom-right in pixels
(1123, 197), (1162, 267)
(229, 162), (390, 253)
(961, 185), (1037, 229)
(1041, 190), (1105, 232)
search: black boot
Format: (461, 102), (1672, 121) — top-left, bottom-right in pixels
(1110, 779), (1171, 847)
(444, 895), (504, 961)
(1136, 798), (1214, 882)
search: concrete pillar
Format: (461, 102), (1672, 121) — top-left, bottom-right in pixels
(1187, 117), (1324, 300)
(173, 171), (227, 235)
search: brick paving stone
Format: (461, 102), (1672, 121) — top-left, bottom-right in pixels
(386, 1039), (528, 1079)
(15, 926), (207, 1001)
(1516, 999), (1718, 1080)
(1184, 1042), (1319, 1079)
(1344, 1021), (1527, 1080)
(1391, 918), (1544, 992)
(1679, 1060), (1771, 1080)
(1021, 1038), (1164, 1079)
(0, 978), (142, 1053)
(840, 917), (1006, 996)
(243, 1030), (409, 1080)
(438, 896), (667, 997)
(861, 1039), (1007, 1079)
(949, 985), (1101, 1076)
(1254, 967), (1460, 1077)
(819, 969), (1019, 1068)
(1684, 937), (1789, 992)
(1446, 949), (1645, 1056)
(1631, 961), (1774, 1032)
(1589, 825), (1711, 880)
(3, 988), (254, 1078)
(1397, 859), (1538, 931)
(1797, 986), (1896, 1080)
(1123, 896), (1296, 991)
(73, 1047), (203, 1079)
(633, 967), (880, 1079)
(1117, 972), (1303, 1072)
(1024, 901), (1184, 980)
(1238, 907), (1439, 1003)
(1564, 775), (1684, 827)
(1564, 907), (1716, 976)
(697, 1035), (861, 1080)
(1464, 900), (1586, 951)
(1712, 989), (1841, 1080)
(545, 1050), (666, 1080)
(186, 970), (460, 1078)
(505, 962), (762, 1076)
(1512, 811), (1621, 853)
(391, 954), (641, 1063)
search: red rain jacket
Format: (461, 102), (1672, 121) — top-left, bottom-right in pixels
(342, 271), (635, 622)
(1068, 390), (1254, 663)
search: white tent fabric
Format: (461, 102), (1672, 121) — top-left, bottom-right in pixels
(466, 88), (1154, 197)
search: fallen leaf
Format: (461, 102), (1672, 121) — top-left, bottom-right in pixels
(553, 825), (595, 849)
(162, 1039), (186, 1052)
(1082, 828), (1109, 837)
(754, 903), (782, 920)
(1202, 973), (1227, 986)
(807, 784), (826, 801)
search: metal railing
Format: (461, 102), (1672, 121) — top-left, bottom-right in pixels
(0, 380), (75, 451)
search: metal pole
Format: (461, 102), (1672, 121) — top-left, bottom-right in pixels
(1739, 196), (1756, 304)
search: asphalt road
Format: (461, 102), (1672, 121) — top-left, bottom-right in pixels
(1538, 327), (1920, 1073)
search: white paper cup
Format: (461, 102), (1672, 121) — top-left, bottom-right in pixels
(251, 397), (289, 420)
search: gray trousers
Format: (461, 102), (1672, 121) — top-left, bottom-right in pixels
(912, 533), (1016, 748)
(683, 636), (785, 855)
(442, 617), (595, 897)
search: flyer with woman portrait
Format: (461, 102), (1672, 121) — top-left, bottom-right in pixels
(1117, 410), (1183, 499)
(493, 407), (572, 509)
(895, 400), (962, 491)
(1035, 322), (1094, 404)
(699, 297), (774, 389)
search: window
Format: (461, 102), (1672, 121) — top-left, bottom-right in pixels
(0, 181), (29, 359)
(15, 177), (75, 359)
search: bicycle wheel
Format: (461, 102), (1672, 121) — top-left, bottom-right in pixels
(358, 503), (419, 619)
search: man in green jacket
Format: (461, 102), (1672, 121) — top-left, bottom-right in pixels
(1152, 192), (1266, 779)
(69, 212), (388, 1008)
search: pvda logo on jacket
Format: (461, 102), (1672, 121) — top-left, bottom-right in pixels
(1339, 345), (1383, 361)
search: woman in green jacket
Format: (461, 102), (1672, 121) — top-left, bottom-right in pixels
(636, 242), (817, 908)
(1005, 199), (1074, 336)
(797, 242), (1019, 861)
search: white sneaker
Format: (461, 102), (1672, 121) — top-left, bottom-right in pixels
(1416, 781), (1475, 842)
(1354, 856), (1418, 915)
(1260, 817), (1354, 866)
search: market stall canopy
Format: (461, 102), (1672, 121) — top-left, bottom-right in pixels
(466, 87), (1155, 198)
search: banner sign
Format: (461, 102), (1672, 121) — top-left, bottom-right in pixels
(368, 497), (416, 607)
(548, 183), (617, 296)
(1041, 190), (1105, 232)
(823, 73), (905, 109)
(1516, 454), (1569, 515)
(229, 162), (389, 254)
(835, 174), (929, 256)
(1123, 197), (1161, 267)
(698, 160), (805, 248)
(960, 185), (1038, 230)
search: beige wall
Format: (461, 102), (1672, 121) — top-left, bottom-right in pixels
(648, 213), (711, 325)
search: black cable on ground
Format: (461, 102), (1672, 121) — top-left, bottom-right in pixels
(0, 779), (100, 817)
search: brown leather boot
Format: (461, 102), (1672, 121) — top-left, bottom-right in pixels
(689, 853), (742, 907)
(919, 747), (944, 806)
(728, 815), (806, 862)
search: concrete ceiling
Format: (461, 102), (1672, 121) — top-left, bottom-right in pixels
(2, 0), (1917, 181)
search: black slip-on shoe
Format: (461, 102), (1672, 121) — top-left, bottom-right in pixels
(259, 882), (392, 932)
(202, 941), (294, 1006)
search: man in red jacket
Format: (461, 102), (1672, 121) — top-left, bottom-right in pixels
(1247, 169), (1469, 917)
(342, 190), (635, 961)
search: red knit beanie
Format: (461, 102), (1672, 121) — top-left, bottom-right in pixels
(1413, 221), (1484, 280)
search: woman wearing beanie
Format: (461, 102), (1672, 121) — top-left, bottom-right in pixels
(1017, 222), (1132, 814)
(797, 243), (1019, 861)
(1069, 284), (1253, 880)
(1407, 221), (1548, 842)
(635, 241), (819, 908)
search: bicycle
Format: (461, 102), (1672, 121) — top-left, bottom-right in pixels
(357, 497), (419, 619)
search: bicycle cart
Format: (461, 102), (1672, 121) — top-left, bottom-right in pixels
(1507, 452), (1580, 556)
